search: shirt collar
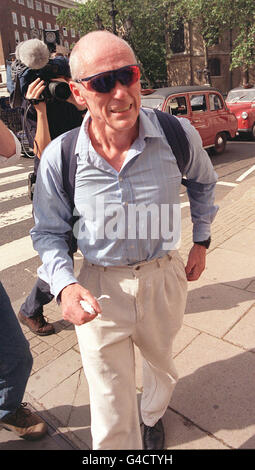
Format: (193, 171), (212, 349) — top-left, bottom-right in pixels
(75, 107), (161, 159)
(138, 107), (162, 140)
(74, 111), (91, 158)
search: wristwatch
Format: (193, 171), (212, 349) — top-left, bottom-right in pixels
(194, 236), (211, 249)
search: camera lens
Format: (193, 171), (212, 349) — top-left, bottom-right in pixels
(48, 81), (71, 101)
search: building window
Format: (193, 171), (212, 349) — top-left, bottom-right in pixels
(21, 15), (26, 27)
(15, 30), (20, 43)
(46, 22), (51, 29)
(30, 17), (35, 28)
(71, 28), (75, 38)
(12, 12), (18, 25)
(170, 21), (185, 54)
(23, 32), (28, 40)
(64, 40), (69, 50)
(52, 6), (58, 16)
(19, 0), (25, 4)
(208, 58), (221, 77)
(44, 4), (50, 13)
(38, 20), (43, 29)
(27, 0), (34, 8)
(63, 27), (68, 37)
(35, 1), (42, 11)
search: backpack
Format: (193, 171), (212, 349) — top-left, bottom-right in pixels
(61, 110), (190, 253)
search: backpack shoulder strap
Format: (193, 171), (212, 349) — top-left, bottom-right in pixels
(61, 126), (80, 209)
(61, 126), (80, 255)
(154, 109), (190, 178)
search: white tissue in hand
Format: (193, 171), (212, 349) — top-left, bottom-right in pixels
(80, 300), (96, 315)
(80, 295), (110, 319)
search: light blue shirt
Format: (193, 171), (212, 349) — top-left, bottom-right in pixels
(31, 107), (218, 298)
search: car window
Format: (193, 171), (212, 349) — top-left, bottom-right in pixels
(166, 96), (187, 116)
(226, 89), (255, 103)
(140, 97), (165, 109)
(209, 93), (223, 111)
(190, 94), (207, 112)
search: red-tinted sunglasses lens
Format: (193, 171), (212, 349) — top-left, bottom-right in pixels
(87, 65), (140, 93)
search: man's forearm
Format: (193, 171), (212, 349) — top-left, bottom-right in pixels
(186, 181), (218, 242)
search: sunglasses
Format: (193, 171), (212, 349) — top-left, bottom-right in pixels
(74, 64), (140, 94)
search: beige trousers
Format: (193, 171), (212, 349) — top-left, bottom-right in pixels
(75, 251), (187, 450)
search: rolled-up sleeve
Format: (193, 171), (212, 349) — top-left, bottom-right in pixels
(30, 137), (78, 298)
(179, 118), (219, 241)
(0, 131), (21, 167)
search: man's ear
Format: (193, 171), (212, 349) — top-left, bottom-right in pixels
(69, 81), (87, 107)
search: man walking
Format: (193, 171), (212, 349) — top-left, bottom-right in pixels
(30, 31), (218, 449)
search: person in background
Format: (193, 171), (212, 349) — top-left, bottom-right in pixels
(0, 119), (47, 440)
(18, 74), (86, 336)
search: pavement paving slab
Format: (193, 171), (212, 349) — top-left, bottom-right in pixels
(184, 276), (254, 337)
(170, 333), (255, 449)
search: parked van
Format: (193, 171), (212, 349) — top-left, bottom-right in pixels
(141, 86), (238, 154)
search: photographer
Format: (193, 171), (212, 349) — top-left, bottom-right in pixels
(25, 78), (51, 158)
(14, 40), (86, 336)
(23, 74), (85, 170)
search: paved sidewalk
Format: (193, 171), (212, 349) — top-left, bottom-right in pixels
(1, 176), (255, 451)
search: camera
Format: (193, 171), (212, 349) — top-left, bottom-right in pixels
(10, 38), (71, 107)
(21, 57), (72, 102)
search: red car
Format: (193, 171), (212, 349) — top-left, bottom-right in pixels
(141, 86), (238, 154)
(226, 87), (255, 140)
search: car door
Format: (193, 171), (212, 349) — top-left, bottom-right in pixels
(187, 92), (213, 147)
(208, 91), (229, 133)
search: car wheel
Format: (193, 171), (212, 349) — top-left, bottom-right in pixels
(214, 132), (227, 155)
(251, 124), (255, 140)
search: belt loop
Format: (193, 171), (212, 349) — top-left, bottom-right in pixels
(167, 253), (172, 262)
(156, 259), (161, 268)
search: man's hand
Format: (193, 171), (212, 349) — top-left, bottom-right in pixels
(185, 244), (206, 281)
(60, 283), (102, 326)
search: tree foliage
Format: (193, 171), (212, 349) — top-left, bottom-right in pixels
(181, 0), (255, 75)
(57, 0), (182, 86)
(176, 0), (222, 47)
(57, 0), (255, 87)
(229, 0), (255, 74)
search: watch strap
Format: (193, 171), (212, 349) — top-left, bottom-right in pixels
(194, 236), (211, 249)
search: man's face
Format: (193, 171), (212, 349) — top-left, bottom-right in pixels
(70, 42), (141, 134)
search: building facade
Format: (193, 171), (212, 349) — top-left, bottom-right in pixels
(167, 23), (255, 95)
(0, 0), (80, 95)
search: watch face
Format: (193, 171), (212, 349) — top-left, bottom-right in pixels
(46, 32), (56, 43)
